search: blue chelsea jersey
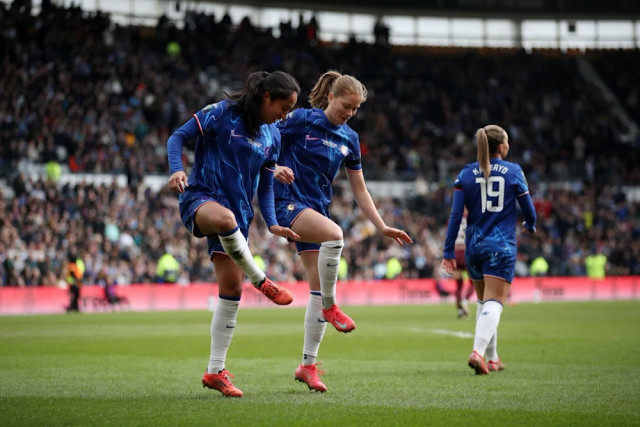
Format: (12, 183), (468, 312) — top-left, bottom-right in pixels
(274, 108), (362, 215)
(187, 100), (280, 228)
(454, 158), (530, 256)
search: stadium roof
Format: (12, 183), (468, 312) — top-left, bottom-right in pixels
(196, 0), (640, 19)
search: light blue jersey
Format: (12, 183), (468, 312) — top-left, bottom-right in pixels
(274, 108), (362, 217)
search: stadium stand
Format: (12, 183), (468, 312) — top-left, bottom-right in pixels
(1, 2), (639, 287)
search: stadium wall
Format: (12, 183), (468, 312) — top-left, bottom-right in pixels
(1, 277), (638, 315)
(6, 169), (640, 202)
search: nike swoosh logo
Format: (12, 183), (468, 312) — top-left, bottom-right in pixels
(226, 325), (236, 328)
(317, 318), (326, 323)
(336, 321), (348, 329)
(305, 135), (319, 140)
(327, 263), (339, 267)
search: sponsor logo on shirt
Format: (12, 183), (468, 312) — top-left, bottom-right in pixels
(305, 134), (319, 141)
(247, 138), (262, 149)
(340, 145), (349, 156)
(322, 139), (337, 149)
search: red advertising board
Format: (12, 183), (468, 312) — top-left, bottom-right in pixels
(0, 277), (638, 315)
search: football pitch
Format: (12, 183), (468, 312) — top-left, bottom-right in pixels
(1, 301), (638, 426)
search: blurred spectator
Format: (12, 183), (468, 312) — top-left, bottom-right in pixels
(529, 256), (549, 277)
(374, 17), (390, 46)
(585, 251), (607, 279)
(338, 257), (348, 281)
(64, 252), (84, 312)
(385, 256), (403, 279)
(156, 250), (180, 283)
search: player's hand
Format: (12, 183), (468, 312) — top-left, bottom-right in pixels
(269, 225), (300, 241)
(381, 226), (413, 245)
(274, 165), (295, 184)
(522, 221), (536, 234)
(169, 171), (188, 193)
(441, 258), (457, 275)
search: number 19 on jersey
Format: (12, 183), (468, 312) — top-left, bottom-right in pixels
(475, 176), (504, 212)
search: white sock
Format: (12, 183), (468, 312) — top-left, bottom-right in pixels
(207, 296), (240, 374)
(473, 299), (503, 357)
(485, 330), (499, 362)
(475, 300), (484, 322)
(481, 296), (498, 360)
(302, 292), (326, 365)
(318, 240), (343, 310)
(219, 227), (265, 285)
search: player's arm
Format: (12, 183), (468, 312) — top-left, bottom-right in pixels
(167, 117), (200, 193)
(515, 166), (537, 233)
(258, 161), (299, 241)
(517, 192), (537, 233)
(273, 109), (303, 184)
(346, 170), (412, 245)
(441, 188), (465, 275)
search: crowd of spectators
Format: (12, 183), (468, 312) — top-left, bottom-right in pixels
(1, 174), (638, 287)
(1, 2), (639, 287)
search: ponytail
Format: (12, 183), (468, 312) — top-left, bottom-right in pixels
(309, 70), (368, 110)
(309, 70), (341, 109)
(476, 128), (490, 179)
(475, 124), (507, 179)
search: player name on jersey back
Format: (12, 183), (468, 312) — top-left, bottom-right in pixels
(472, 163), (509, 175)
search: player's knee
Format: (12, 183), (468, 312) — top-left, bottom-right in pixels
(215, 210), (238, 233)
(324, 227), (343, 243)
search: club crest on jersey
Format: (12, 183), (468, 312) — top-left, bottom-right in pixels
(340, 145), (349, 156)
(287, 203), (296, 211)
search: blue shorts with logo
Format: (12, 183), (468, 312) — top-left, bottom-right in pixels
(179, 191), (249, 257)
(275, 200), (320, 253)
(466, 250), (516, 283)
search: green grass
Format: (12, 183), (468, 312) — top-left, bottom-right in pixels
(1, 301), (639, 426)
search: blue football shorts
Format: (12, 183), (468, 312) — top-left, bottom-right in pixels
(466, 250), (516, 283)
(179, 191), (249, 257)
(275, 200), (320, 253)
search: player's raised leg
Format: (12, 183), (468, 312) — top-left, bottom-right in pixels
(196, 202), (292, 305)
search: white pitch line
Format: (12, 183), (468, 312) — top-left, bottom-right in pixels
(431, 329), (474, 338)
(408, 327), (474, 338)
